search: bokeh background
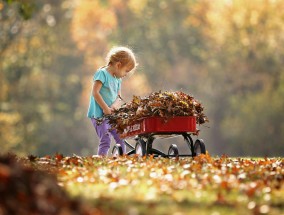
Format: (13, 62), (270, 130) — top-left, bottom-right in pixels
(1, 0), (283, 157)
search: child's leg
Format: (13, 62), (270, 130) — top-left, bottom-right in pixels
(108, 127), (126, 154)
(91, 119), (111, 156)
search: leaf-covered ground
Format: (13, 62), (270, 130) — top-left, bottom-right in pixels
(1, 154), (283, 215)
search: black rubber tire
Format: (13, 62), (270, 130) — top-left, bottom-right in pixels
(168, 144), (179, 157)
(194, 139), (206, 156)
(135, 139), (146, 156)
(112, 144), (123, 157)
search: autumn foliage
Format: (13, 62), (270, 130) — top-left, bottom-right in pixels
(1, 153), (283, 214)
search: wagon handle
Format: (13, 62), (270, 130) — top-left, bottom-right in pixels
(118, 95), (127, 105)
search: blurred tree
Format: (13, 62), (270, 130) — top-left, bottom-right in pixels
(0, 0), (95, 155)
(205, 0), (284, 155)
(111, 0), (212, 91)
(72, 0), (284, 156)
(71, 0), (152, 104)
(1, 0), (283, 156)
(2, 0), (36, 20)
(221, 74), (284, 156)
(0, 0), (38, 153)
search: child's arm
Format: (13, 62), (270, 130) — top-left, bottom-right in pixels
(92, 80), (112, 115)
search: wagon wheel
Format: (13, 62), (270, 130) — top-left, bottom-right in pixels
(168, 144), (179, 157)
(112, 144), (123, 157)
(194, 139), (206, 156)
(135, 138), (146, 157)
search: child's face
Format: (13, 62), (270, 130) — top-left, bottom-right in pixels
(115, 63), (134, 78)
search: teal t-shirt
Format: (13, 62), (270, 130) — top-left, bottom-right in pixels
(87, 68), (121, 118)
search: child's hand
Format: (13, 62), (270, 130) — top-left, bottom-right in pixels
(110, 104), (119, 110)
(103, 107), (112, 115)
(110, 107), (116, 113)
(110, 96), (122, 110)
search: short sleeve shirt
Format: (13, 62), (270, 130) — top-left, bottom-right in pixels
(87, 68), (121, 118)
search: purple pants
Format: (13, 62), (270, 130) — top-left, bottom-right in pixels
(91, 118), (125, 156)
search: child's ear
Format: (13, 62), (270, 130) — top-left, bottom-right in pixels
(116, 62), (122, 68)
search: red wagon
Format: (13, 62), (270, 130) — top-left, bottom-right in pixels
(112, 116), (206, 157)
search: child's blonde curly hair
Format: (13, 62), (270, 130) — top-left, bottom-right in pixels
(106, 46), (138, 71)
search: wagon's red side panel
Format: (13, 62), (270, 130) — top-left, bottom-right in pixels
(143, 116), (196, 133)
(120, 120), (144, 138)
(120, 116), (196, 138)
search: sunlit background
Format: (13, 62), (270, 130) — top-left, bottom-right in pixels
(0, 0), (283, 156)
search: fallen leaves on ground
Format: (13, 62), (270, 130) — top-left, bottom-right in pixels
(1, 153), (283, 215)
(0, 154), (96, 215)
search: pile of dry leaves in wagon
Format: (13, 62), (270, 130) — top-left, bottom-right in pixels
(101, 91), (209, 134)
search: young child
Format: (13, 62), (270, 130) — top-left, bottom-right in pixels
(87, 46), (137, 156)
